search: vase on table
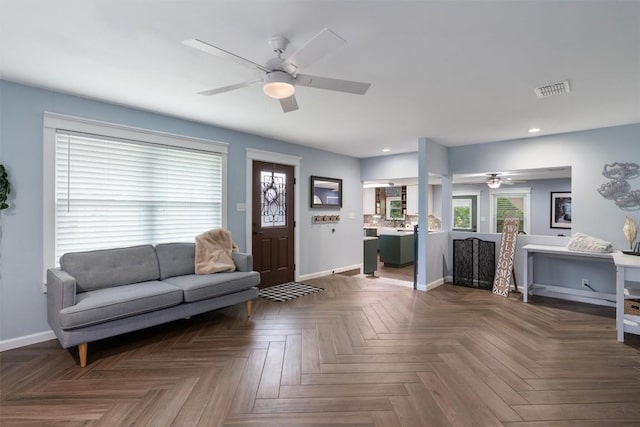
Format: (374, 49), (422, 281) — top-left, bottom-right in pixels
(623, 217), (637, 251)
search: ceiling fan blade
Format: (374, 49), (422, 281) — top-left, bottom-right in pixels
(182, 39), (270, 73)
(283, 28), (346, 72)
(279, 95), (299, 113)
(296, 74), (370, 95)
(198, 79), (262, 96)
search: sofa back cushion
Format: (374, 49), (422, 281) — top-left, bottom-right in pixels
(155, 242), (196, 280)
(60, 245), (160, 292)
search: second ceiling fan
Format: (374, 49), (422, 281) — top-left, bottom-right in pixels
(486, 173), (526, 188)
(183, 28), (371, 113)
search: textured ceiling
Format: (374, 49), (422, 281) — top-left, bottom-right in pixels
(1, 1), (639, 158)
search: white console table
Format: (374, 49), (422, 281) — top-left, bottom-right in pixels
(522, 244), (615, 305)
(613, 252), (640, 342)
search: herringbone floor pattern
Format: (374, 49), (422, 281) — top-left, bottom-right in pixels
(3, 275), (640, 426)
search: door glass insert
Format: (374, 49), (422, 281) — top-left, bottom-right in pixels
(261, 170), (287, 227)
(453, 198), (472, 230)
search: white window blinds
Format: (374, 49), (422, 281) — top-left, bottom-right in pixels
(55, 130), (223, 263)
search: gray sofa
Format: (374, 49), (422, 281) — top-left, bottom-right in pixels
(46, 243), (260, 367)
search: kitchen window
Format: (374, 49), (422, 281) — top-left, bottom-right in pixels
(386, 196), (404, 220)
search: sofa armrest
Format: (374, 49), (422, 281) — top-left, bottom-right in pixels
(47, 268), (77, 337)
(232, 252), (253, 272)
(47, 268), (77, 311)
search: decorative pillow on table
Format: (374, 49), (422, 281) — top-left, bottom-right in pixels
(567, 232), (613, 253)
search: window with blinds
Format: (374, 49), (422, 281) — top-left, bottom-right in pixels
(495, 196), (525, 233)
(54, 131), (223, 263)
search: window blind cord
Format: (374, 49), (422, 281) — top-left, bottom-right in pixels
(67, 135), (70, 213)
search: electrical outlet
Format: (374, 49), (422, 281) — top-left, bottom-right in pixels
(581, 278), (590, 288)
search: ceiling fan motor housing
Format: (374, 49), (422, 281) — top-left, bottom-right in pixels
(268, 36), (289, 54)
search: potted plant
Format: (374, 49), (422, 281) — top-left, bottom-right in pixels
(0, 164), (10, 210)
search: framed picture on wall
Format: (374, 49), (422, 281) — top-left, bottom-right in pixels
(550, 192), (572, 229)
(310, 176), (342, 208)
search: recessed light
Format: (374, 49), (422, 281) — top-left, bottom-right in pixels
(528, 128), (541, 133)
(382, 148), (391, 152)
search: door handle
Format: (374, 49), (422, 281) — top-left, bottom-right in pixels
(253, 231), (263, 235)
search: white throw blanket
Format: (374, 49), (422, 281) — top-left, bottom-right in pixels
(195, 228), (238, 274)
(567, 232), (613, 253)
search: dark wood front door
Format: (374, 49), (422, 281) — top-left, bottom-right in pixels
(252, 161), (295, 288)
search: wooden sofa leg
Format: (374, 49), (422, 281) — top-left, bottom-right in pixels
(246, 300), (252, 318)
(78, 343), (88, 368)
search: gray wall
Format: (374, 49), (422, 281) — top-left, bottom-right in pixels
(450, 232), (616, 295)
(360, 152), (418, 181)
(0, 80), (362, 342)
(453, 178), (572, 235)
(449, 125), (640, 250)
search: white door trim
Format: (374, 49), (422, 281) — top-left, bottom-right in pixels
(246, 148), (302, 281)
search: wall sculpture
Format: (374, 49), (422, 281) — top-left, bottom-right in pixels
(597, 162), (640, 211)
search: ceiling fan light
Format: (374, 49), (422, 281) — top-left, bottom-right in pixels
(487, 179), (501, 189)
(263, 71), (295, 99)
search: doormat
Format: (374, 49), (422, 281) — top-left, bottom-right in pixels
(258, 282), (324, 302)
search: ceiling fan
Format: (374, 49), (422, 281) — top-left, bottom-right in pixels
(182, 28), (371, 113)
(486, 173), (525, 188)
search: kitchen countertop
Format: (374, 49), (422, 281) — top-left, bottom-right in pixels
(370, 227), (414, 235)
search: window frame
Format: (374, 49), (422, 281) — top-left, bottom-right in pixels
(43, 112), (228, 281)
(489, 187), (531, 235)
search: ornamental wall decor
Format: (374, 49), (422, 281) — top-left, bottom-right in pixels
(597, 162), (640, 211)
(0, 164), (11, 210)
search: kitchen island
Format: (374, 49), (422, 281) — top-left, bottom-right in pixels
(378, 230), (415, 267)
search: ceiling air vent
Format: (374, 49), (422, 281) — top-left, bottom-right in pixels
(534, 80), (571, 98)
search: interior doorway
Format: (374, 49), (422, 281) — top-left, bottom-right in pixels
(251, 160), (295, 288)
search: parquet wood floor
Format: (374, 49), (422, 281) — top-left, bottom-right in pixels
(375, 256), (415, 283)
(3, 275), (640, 426)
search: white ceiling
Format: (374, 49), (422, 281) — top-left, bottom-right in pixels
(1, 1), (639, 158)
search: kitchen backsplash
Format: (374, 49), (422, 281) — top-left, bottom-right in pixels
(363, 214), (418, 228)
(363, 214), (442, 231)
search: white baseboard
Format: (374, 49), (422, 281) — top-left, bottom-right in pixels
(306, 267), (446, 293)
(0, 330), (56, 352)
(528, 283), (616, 307)
(298, 264), (362, 282)
(425, 277), (446, 292)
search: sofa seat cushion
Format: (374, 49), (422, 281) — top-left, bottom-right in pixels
(162, 271), (260, 302)
(59, 281), (183, 330)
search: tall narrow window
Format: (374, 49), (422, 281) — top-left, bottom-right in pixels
(54, 130), (224, 264)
